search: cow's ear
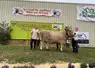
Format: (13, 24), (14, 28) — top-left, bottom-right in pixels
(65, 26), (68, 29)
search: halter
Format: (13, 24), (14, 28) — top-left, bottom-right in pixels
(65, 29), (73, 39)
(65, 29), (70, 37)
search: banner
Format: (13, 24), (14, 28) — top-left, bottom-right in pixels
(10, 21), (64, 39)
(77, 32), (89, 45)
(12, 8), (61, 17)
(77, 6), (95, 21)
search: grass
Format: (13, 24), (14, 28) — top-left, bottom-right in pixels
(0, 45), (95, 64)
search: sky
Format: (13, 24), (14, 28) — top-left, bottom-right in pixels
(22, 0), (95, 4)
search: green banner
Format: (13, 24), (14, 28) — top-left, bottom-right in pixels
(10, 21), (64, 39)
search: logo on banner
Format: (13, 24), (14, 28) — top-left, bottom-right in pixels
(78, 33), (87, 39)
(77, 6), (95, 21)
(77, 32), (89, 45)
(80, 7), (95, 18)
(52, 10), (61, 17)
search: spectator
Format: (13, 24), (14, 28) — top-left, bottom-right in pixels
(2, 65), (9, 68)
(50, 65), (57, 68)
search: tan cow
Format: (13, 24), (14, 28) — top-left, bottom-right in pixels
(40, 26), (74, 51)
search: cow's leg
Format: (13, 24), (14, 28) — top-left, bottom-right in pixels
(56, 43), (59, 50)
(45, 43), (49, 50)
(60, 43), (63, 51)
(40, 41), (43, 50)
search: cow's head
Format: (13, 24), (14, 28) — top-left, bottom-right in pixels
(65, 26), (74, 39)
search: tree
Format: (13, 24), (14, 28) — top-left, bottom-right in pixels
(0, 21), (12, 45)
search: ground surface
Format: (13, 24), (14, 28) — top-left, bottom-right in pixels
(0, 45), (95, 67)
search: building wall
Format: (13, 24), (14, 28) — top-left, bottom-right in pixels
(0, 0), (95, 47)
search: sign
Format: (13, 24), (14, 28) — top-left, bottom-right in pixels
(12, 8), (61, 17)
(10, 21), (64, 39)
(77, 6), (95, 21)
(77, 32), (89, 45)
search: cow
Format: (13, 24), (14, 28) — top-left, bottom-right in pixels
(39, 26), (74, 51)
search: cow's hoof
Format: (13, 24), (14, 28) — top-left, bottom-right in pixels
(60, 48), (63, 52)
(46, 49), (50, 51)
(40, 49), (42, 50)
(60, 50), (63, 52)
(40, 49), (42, 51)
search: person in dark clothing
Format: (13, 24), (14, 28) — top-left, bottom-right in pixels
(30, 39), (37, 49)
(72, 33), (79, 53)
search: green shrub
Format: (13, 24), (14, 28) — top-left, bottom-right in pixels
(80, 63), (87, 68)
(0, 21), (12, 45)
